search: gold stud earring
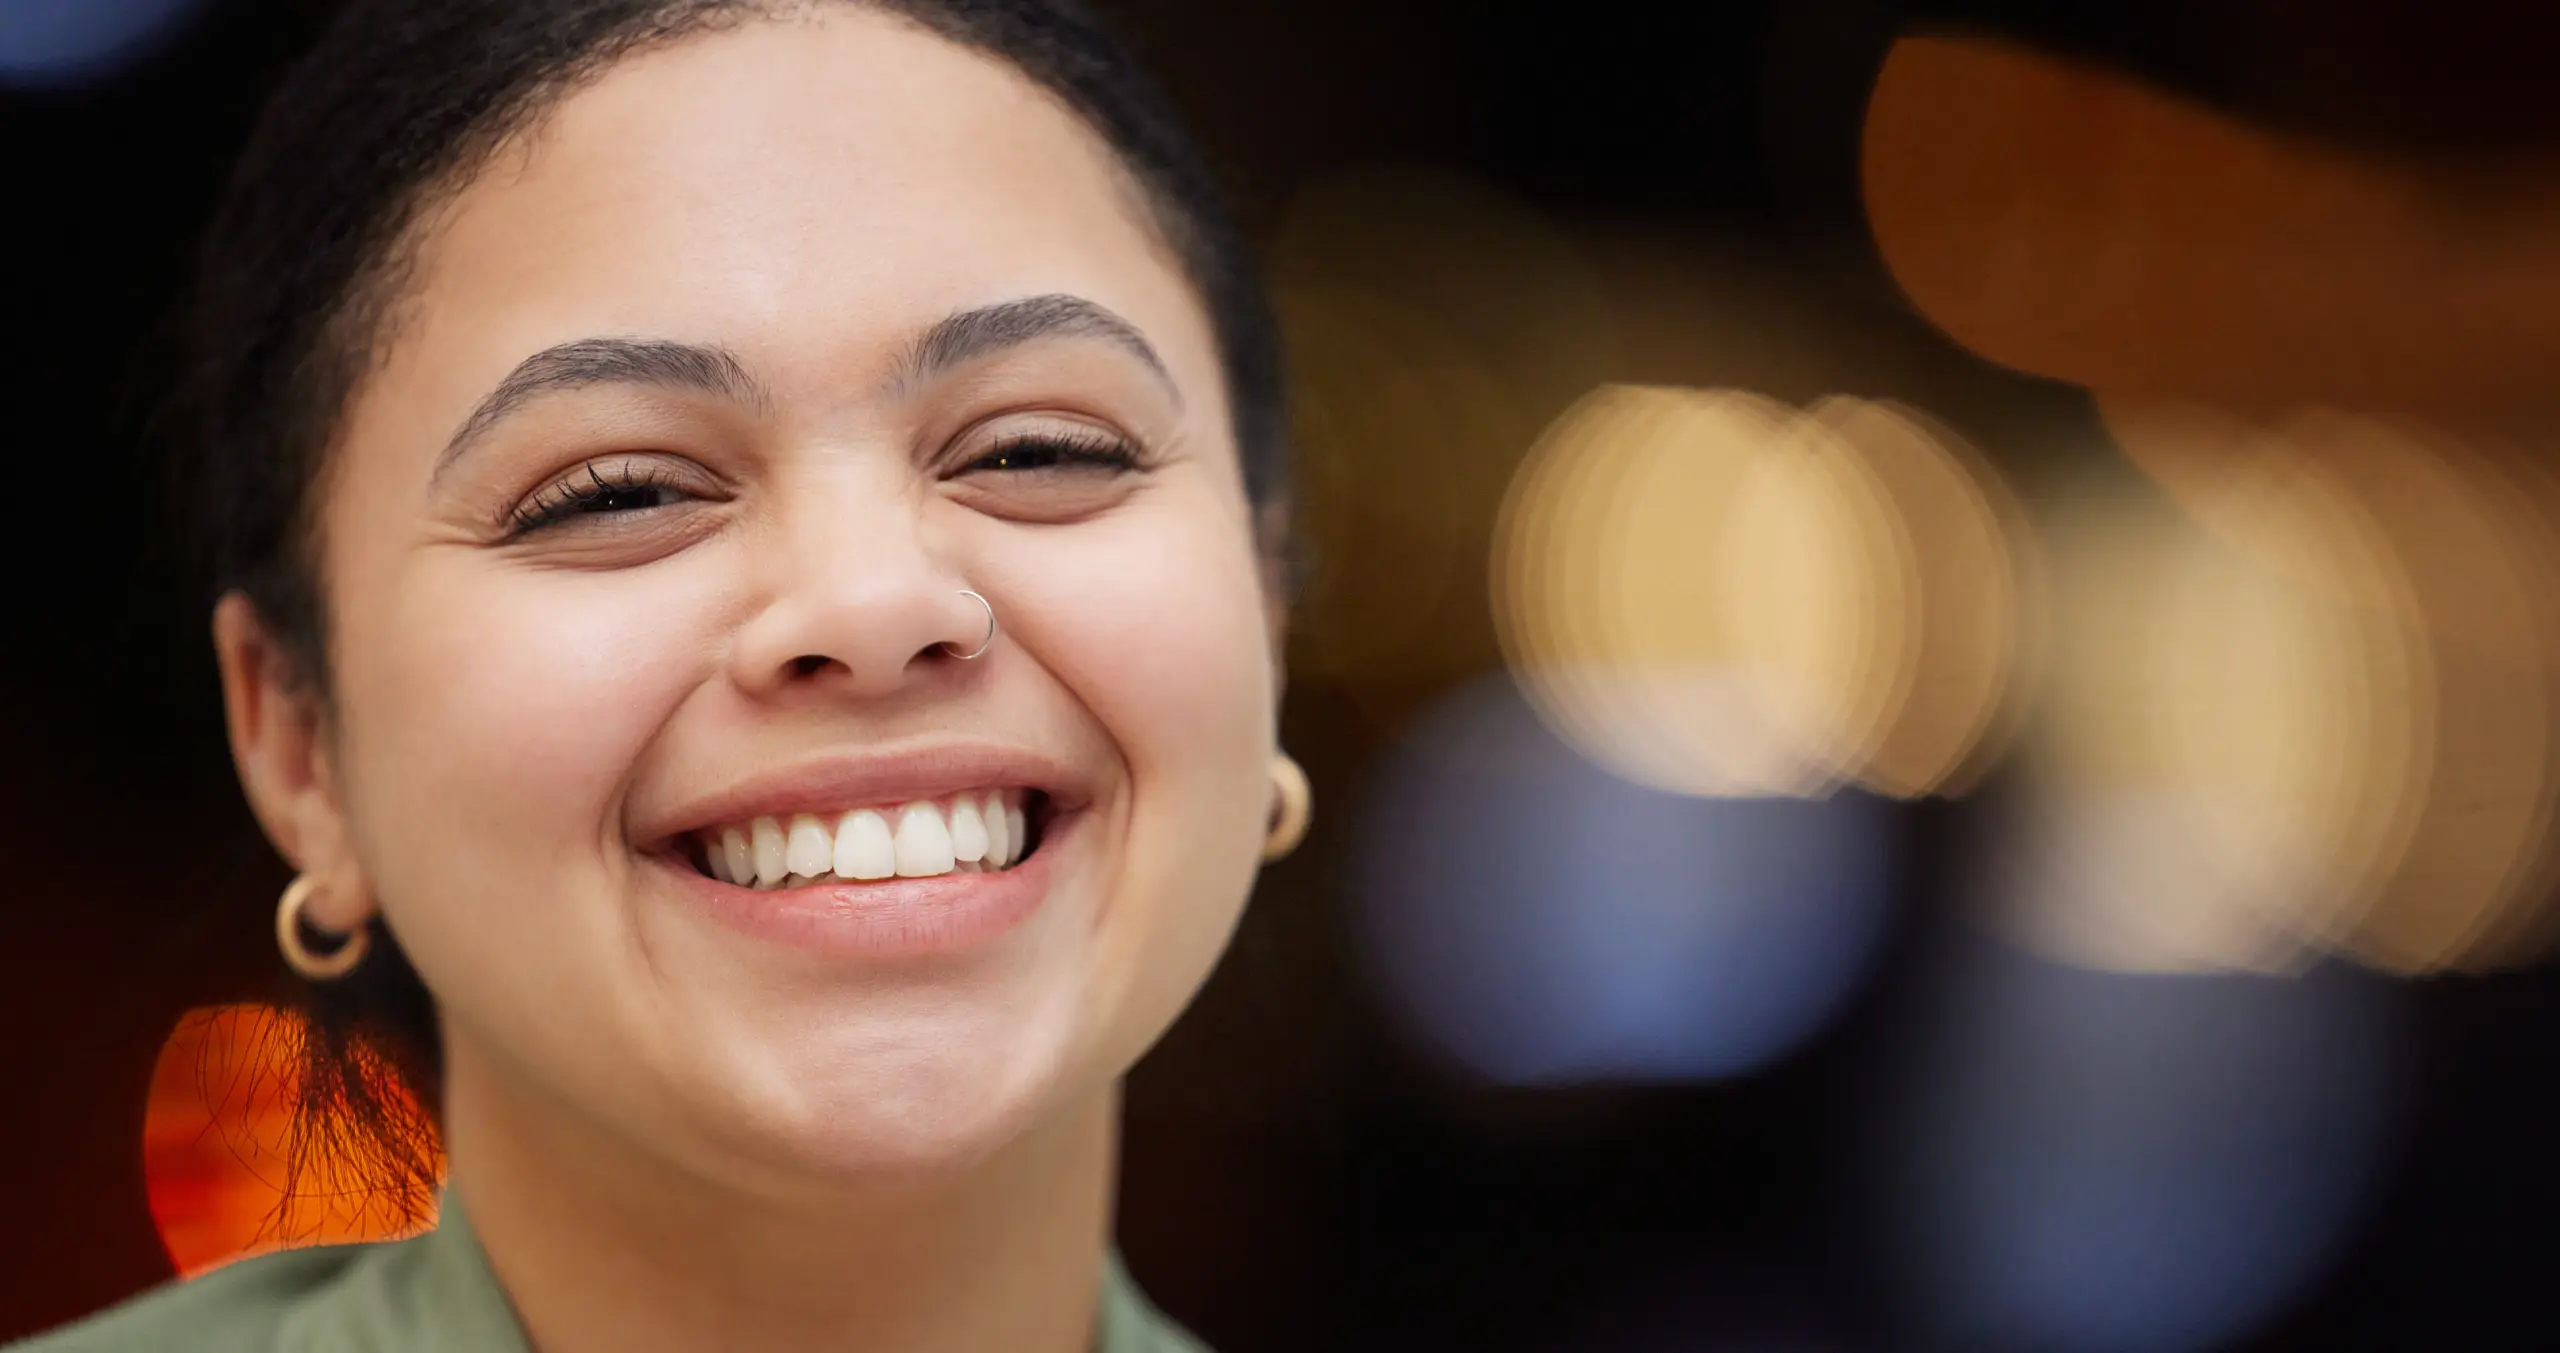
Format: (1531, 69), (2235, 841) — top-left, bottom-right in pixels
(275, 874), (370, 980)
(1263, 752), (1312, 862)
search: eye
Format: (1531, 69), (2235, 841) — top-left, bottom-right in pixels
(945, 425), (1150, 524)
(960, 428), (1141, 476)
(508, 457), (698, 536)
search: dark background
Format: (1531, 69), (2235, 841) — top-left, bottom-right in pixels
(9, 1), (2560, 1348)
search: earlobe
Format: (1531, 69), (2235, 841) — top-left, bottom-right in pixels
(1261, 752), (1311, 863)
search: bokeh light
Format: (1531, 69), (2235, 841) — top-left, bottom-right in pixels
(1493, 384), (2033, 801)
(1987, 451), (2421, 975)
(1988, 405), (2560, 975)
(1861, 33), (2560, 419)
(1495, 384), (1822, 797)
(1800, 396), (2039, 798)
(1273, 167), (1615, 720)
(1879, 937), (2402, 1353)
(0, 0), (211, 90)
(144, 1005), (436, 1277)
(1350, 671), (1898, 1086)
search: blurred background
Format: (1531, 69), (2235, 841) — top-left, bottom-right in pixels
(9, 0), (2560, 1348)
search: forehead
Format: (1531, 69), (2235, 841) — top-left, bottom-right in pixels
(376, 8), (1214, 410)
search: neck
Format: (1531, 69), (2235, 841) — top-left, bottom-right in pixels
(439, 1038), (1118, 1353)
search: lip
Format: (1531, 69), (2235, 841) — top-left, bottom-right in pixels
(639, 742), (1089, 845)
(662, 805), (1077, 957)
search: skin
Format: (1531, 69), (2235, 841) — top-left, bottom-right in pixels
(213, 11), (1281, 1352)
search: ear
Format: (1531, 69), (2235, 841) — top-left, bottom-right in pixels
(212, 592), (375, 935)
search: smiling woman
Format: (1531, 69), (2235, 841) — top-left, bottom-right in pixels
(10, 2), (1300, 1351)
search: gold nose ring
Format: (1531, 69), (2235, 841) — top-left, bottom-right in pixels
(947, 588), (996, 660)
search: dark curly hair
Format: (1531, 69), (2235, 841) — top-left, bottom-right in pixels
(175, 0), (1289, 1230)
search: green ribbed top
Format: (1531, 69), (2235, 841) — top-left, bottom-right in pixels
(9, 1196), (1208, 1352)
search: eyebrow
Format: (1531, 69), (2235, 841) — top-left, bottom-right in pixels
(433, 294), (1174, 480)
(895, 293), (1179, 402)
(434, 337), (769, 480)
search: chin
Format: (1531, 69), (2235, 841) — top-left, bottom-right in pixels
(701, 1007), (1101, 1183)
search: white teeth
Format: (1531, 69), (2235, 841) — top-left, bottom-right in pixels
(893, 801), (956, 877)
(786, 814), (833, 878)
(949, 796), (989, 863)
(834, 809), (896, 881)
(750, 816), (788, 887)
(982, 791), (1011, 867)
(704, 790), (1028, 884)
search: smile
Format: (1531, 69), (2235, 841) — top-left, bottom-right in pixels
(692, 788), (1047, 888)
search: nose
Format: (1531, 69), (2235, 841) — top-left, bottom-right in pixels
(726, 471), (992, 702)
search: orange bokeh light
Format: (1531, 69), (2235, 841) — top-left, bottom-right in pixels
(143, 1004), (438, 1278)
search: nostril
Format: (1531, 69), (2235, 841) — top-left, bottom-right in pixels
(790, 654), (832, 678)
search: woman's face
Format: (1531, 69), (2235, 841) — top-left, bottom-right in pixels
(290, 11), (1274, 1181)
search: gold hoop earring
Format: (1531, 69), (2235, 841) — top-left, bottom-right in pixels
(275, 874), (370, 980)
(1263, 752), (1312, 862)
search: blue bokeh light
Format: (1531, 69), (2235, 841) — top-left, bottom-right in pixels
(1350, 671), (1900, 1086)
(0, 0), (212, 90)
(1884, 936), (2403, 1353)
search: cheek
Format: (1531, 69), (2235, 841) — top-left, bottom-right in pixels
(1032, 489), (1270, 789)
(330, 548), (722, 931)
(1023, 527), (1272, 751)
(983, 483), (1278, 1055)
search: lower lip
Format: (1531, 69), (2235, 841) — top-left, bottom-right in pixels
(665, 812), (1069, 958)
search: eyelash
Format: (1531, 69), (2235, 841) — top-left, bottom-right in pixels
(961, 427), (1143, 476)
(508, 458), (686, 535)
(504, 431), (1143, 536)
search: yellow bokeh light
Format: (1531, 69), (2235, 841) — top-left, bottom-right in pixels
(1495, 385), (2033, 801)
(2145, 439), (2428, 963)
(1802, 397), (2039, 797)
(2297, 413), (2560, 973)
(1998, 403), (2560, 975)
(1718, 405), (1910, 792)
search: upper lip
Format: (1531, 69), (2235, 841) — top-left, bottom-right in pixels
(639, 742), (1087, 845)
